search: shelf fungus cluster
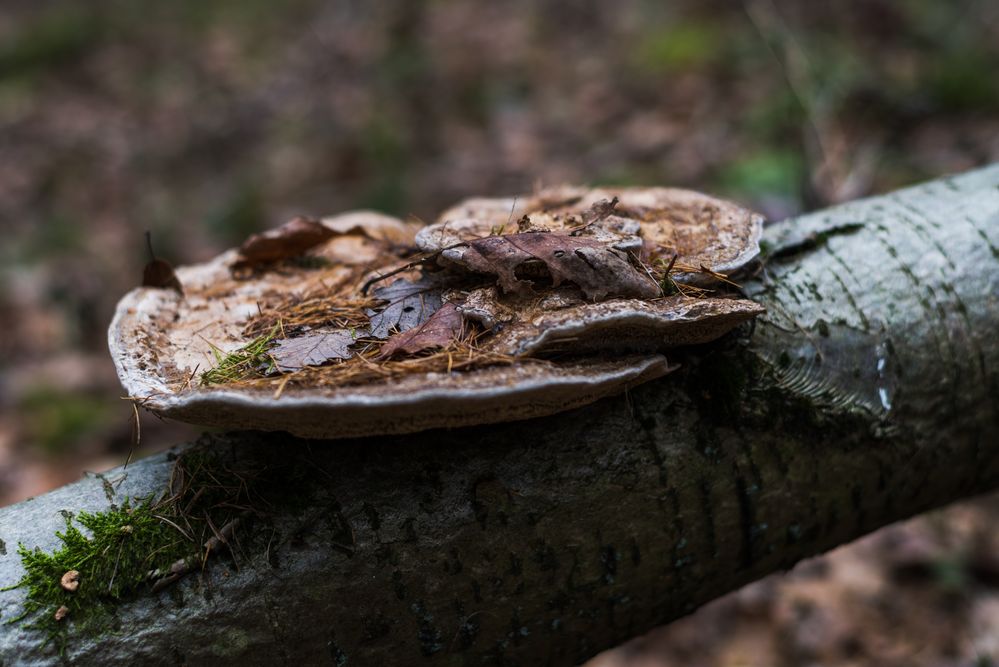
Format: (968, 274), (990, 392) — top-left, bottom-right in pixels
(110, 187), (765, 438)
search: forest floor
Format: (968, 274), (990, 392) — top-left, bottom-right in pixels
(1, 1), (997, 664)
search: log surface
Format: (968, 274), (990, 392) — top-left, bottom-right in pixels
(1, 166), (998, 666)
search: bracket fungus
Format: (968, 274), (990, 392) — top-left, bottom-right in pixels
(109, 188), (765, 438)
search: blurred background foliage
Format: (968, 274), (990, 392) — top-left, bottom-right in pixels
(0, 1), (997, 663)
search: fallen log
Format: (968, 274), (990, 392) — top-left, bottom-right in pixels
(1, 165), (997, 665)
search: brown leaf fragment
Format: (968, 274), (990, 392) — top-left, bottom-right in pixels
(378, 302), (465, 359)
(143, 259), (183, 293)
(579, 196), (619, 226)
(270, 328), (359, 372)
(320, 211), (416, 246)
(366, 277), (443, 339)
(142, 232), (183, 294)
(444, 232), (660, 301)
(54, 605), (70, 622)
(427, 187), (764, 282)
(235, 216), (335, 268)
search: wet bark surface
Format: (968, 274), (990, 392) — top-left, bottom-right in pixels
(1, 166), (997, 666)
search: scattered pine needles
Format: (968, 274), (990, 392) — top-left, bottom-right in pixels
(200, 324), (281, 386)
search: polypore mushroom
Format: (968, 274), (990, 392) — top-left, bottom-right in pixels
(109, 188), (765, 439)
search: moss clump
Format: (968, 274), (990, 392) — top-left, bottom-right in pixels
(2, 445), (259, 653)
(2, 499), (192, 650)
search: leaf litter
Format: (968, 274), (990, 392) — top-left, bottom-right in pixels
(233, 215), (336, 271)
(365, 277), (444, 339)
(270, 328), (361, 372)
(378, 302), (466, 359)
(141, 232), (183, 294)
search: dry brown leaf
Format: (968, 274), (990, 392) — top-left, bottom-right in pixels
(366, 277), (443, 339)
(579, 196), (619, 226)
(378, 302), (465, 359)
(142, 232), (183, 294)
(143, 259), (183, 293)
(270, 329), (359, 372)
(430, 186), (763, 282)
(442, 231), (660, 301)
(320, 211), (417, 246)
(234, 216), (336, 269)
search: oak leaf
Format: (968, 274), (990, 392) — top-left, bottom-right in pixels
(270, 328), (359, 372)
(444, 231), (660, 301)
(578, 196), (619, 226)
(366, 277), (443, 339)
(378, 302), (465, 359)
(235, 216), (335, 268)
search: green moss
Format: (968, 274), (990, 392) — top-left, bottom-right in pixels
(200, 324), (280, 385)
(2, 499), (192, 650)
(2, 446), (259, 652)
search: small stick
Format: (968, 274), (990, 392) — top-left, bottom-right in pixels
(145, 230), (157, 262)
(149, 515), (244, 593)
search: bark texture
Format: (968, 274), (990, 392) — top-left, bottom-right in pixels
(1, 166), (998, 666)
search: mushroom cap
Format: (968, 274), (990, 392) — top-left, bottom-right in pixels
(460, 288), (765, 357)
(110, 191), (764, 440)
(419, 186), (764, 282)
(108, 211), (678, 439)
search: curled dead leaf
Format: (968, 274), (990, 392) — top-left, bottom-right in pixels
(439, 232), (659, 301)
(378, 302), (465, 359)
(366, 277), (443, 339)
(142, 232), (183, 294)
(320, 211), (417, 246)
(234, 216), (336, 269)
(143, 259), (183, 293)
(579, 196), (619, 226)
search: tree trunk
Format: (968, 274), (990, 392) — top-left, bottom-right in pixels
(2, 166), (998, 666)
